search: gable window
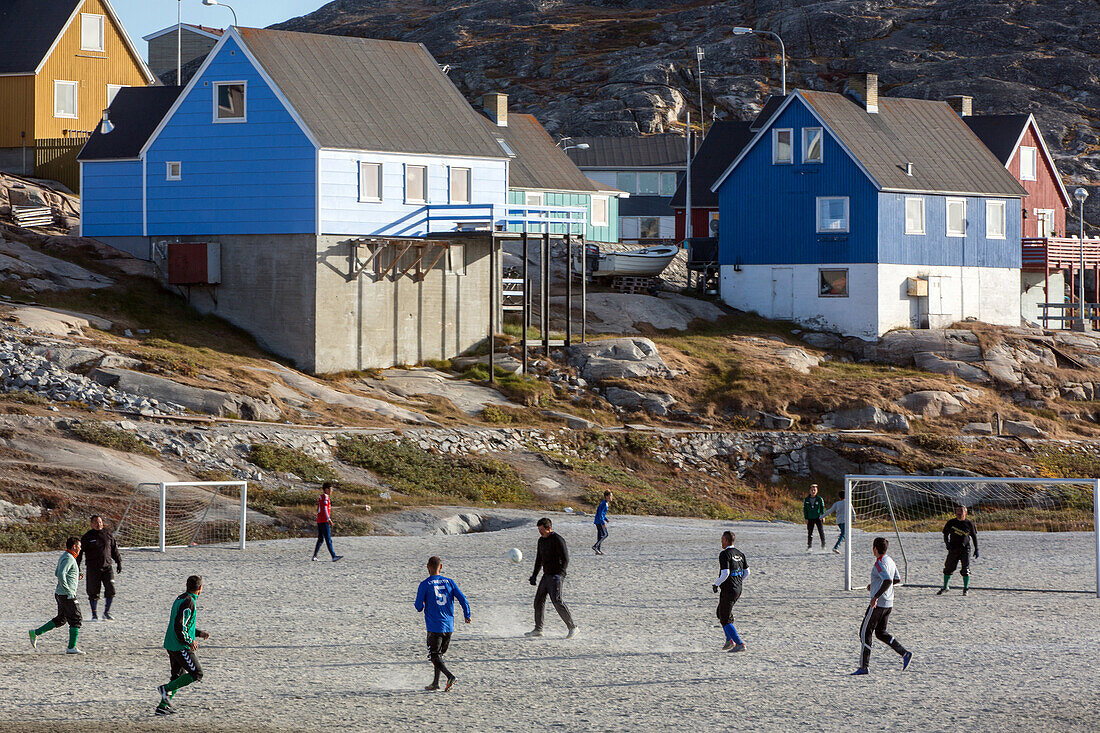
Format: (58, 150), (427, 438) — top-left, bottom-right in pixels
(1019, 146), (1037, 181)
(53, 80), (78, 118)
(405, 164), (427, 203)
(449, 167), (471, 205)
(802, 127), (823, 163)
(946, 198), (967, 237)
(819, 269), (848, 297)
(591, 196), (609, 227)
(904, 197), (925, 235)
(166, 162), (182, 181)
(213, 82), (246, 122)
(448, 244), (466, 276)
(986, 200), (1006, 239)
(816, 196), (849, 233)
(81, 14), (105, 52)
(773, 128), (793, 164)
(359, 162), (382, 203)
(106, 84), (125, 106)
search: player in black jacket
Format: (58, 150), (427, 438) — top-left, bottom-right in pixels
(938, 506), (979, 596)
(525, 517), (577, 639)
(78, 515), (122, 621)
(712, 531), (750, 652)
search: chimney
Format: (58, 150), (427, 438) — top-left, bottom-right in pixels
(845, 73), (879, 114)
(483, 92), (508, 127)
(945, 95), (973, 117)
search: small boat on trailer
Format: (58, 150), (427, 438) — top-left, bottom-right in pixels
(580, 244), (679, 278)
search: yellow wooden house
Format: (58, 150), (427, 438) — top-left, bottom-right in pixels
(0, 0), (155, 159)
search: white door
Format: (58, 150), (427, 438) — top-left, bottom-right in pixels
(926, 275), (951, 329)
(771, 267), (794, 320)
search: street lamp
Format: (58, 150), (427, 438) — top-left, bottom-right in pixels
(732, 26), (787, 96)
(558, 137), (590, 152)
(695, 46), (706, 137)
(1075, 187), (1090, 331)
(202, 0), (238, 26)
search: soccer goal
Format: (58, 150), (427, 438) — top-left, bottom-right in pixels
(115, 481), (249, 552)
(843, 475), (1100, 597)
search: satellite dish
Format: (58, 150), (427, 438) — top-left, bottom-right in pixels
(709, 219), (719, 234)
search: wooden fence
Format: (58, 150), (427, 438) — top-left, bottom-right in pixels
(34, 134), (90, 193)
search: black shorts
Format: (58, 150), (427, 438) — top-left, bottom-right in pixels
(427, 631), (452, 659)
(716, 587), (742, 624)
(52, 594), (82, 628)
(168, 648), (204, 682)
(944, 547), (971, 576)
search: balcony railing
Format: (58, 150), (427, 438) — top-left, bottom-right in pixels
(1022, 236), (1100, 271)
(425, 203), (588, 236)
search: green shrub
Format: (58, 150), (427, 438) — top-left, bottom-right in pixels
(622, 432), (659, 454)
(480, 405), (514, 424)
(246, 444), (338, 483)
(68, 420), (157, 455)
(247, 485), (319, 515)
(910, 433), (968, 455)
(0, 519), (87, 553)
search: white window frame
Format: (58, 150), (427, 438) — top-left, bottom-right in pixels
(773, 128), (793, 164)
(1019, 146), (1037, 181)
(591, 196), (609, 227)
(212, 81), (247, 123)
(449, 167), (471, 205)
(819, 268), (849, 298)
(166, 161), (182, 181)
(1035, 208), (1055, 238)
(524, 191), (544, 207)
(106, 84), (126, 106)
(358, 162), (382, 203)
(495, 137), (516, 157)
(802, 127), (823, 164)
(405, 164), (428, 204)
(815, 196), (850, 234)
(53, 80), (78, 119)
(946, 197), (967, 237)
(985, 199), (1006, 240)
(448, 243), (466, 276)
(80, 13), (105, 52)
(904, 196), (925, 235)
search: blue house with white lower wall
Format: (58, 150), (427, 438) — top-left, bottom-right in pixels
(79, 27), (551, 373)
(710, 75), (1029, 338)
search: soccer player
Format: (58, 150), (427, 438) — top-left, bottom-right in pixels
(822, 490), (854, 554)
(593, 490), (612, 555)
(78, 515), (122, 621)
(712, 530), (749, 652)
(525, 517), (577, 639)
(803, 484), (826, 553)
(852, 537), (912, 676)
(414, 555), (471, 692)
(938, 506), (979, 596)
(156, 575), (210, 716)
(312, 482), (343, 562)
(29, 536), (85, 654)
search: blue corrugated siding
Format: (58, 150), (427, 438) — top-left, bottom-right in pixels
(81, 161), (143, 236)
(877, 193), (1021, 268)
(145, 37), (316, 236)
(505, 190), (619, 242)
(717, 99), (878, 266)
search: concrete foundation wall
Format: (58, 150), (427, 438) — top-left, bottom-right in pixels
(876, 264), (1021, 333)
(1022, 270), (1065, 326)
(0, 147), (32, 174)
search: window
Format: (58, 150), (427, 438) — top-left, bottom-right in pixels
(904, 197), (925, 235)
(591, 196), (609, 227)
(166, 161), (181, 181)
(81, 14), (105, 52)
(213, 82), (246, 121)
(1036, 209), (1055, 238)
(986, 199), (1006, 239)
(449, 167), (471, 205)
(773, 128), (793, 164)
(53, 80), (77, 118)
(448, 244), (466, 276)
(946, 198), (967, 237)
(802, 127), (823, 163)
(495, 137), (515, 157)
(816, 197), (849, 233)
(819, 269), (849, 297)
(1019, 146), (1037, 181)
(106, 84), (125, 106)
(616, 171), (636, 194)
(405, 165), (427, 203)
(524, 191), (544, 207)
(638, 172), (660, 195)
(640, 217), (660, 239)
(661, 172), (678, 196)
(358, 162), (382, 202)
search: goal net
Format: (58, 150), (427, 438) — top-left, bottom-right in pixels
(115, 481), (249, 551)
(844, 475), (1099, 596)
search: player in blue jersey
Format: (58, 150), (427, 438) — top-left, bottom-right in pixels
(414, 556), (471, 692)
(593, 490), (612, 555)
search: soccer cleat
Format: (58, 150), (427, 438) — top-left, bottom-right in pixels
(524, 629), (543, 638)
(29, 629), (37, 650)
(66, 647), (85, 655)
(158, 685), (170, 705)
(103, 613), (114, 621)
(833, 548), (841, 554)
(722, 640), (734, 651)
(311, 556), (318, 562)
(424, 683), (440, 691)
(593, 544), (599, 554)
(155, 704), (177, 716)
(332, 555), (344, 562)
(902, 651), (913, 671)
(566, 626), (579, 639)
(850, 667), (869, 676)
(936, 588), (948, 595)
(444, 676), (456, 692)
(962, 588), (969, 596)
(729, 643), (746, 653)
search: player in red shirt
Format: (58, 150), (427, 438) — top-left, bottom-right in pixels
(312, 483), (343, 562)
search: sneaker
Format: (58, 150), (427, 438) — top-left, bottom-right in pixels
(444, 676), (456, 692)
(158, 685), (170, 705)
(524, 629), (543, 638)
(66, 647), (85, 655)
(311, 556), (318, 562)
(332, 555), (343, 562)
(722, 640), (734, 651)
(850, 667), (869, 676)
(29, 629), (37, 650)
(593, 544), (599, 554)
(424, 683), (440, 691)
(962, 588), (969, 596)
(805, 547), (813, 554)
(103, 613), (114, 621)
(832, 548), (841, 554)
(936, 588), (948, 595)
(729, 643), (746, 653)
(90, 615), (99, 622)
(154, 704), (177, 716)
(565, 626), (579, 639)
(902, 651), (913, 671)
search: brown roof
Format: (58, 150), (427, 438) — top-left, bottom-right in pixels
(237, 28), (508, 159)
(565, 134), (688, 168)
(484, 114), (607, 193)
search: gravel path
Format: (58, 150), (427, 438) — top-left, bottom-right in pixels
(1, 513), (1097, 731)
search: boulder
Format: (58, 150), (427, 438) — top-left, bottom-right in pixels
(604, 386), (676, 415)
(801, 332), (844, 350)
(33, 346), (104, 371)
(758, 411), (796, 430)
(823, 406), (910, 432)
(1060, 383), (1092, 401)
(982, 358), (1022, 387)
(871, 330), (981, 365)
(896, 390), (964, 418)
(88, 367), (275, 419)
(565, 338), (671, 382)
(913, 353), (990, 383)
(1001, 419), (1045, 437)
(541, 410), (599, 429)
(775, 347), (821, 374)
(807, 444), (858, 481)
(962, 422), (994, 435)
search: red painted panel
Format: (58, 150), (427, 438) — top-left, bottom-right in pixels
(1007, 122), (1070, 238)
(167, 242), (210, 285)
(674, 207), (717, 240)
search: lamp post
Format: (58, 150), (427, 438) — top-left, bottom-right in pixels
(696, 47), (706, 137)
(1075, 187), (1090, 331)
(176, 0), (181, 86)
(202, 0), (238, 26)
(731, 26), (786, 96)
(558, 137), (590, 153)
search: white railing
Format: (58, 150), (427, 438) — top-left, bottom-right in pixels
(425, 203), (588, 235)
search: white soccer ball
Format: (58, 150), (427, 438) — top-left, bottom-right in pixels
(508, 548), (523, 564)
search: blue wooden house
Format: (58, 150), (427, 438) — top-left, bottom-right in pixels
(710, 75), (1029, 338)
(79, 27), (542, 372)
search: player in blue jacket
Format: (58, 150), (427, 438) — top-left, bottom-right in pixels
(593, 490), (612, 555)
(414, 556), (471, 692)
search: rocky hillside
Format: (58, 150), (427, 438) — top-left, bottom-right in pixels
(274, 0), (1100, 199)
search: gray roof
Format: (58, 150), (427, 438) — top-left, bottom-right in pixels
(565, 134), (687, 169)
(0, 0), (80, 74)
(485, 113), (607, 193)
(670, 120), (754, 208)
(237, 28), (507, 159)
(78, 86), (183, 160)
(800, 90), (1027, 197)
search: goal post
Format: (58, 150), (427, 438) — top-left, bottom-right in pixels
(115, 481), (248, 552)
(844, 475), (1100, 598)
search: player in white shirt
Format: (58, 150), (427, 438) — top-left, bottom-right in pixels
(852, 537), (913, 676)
